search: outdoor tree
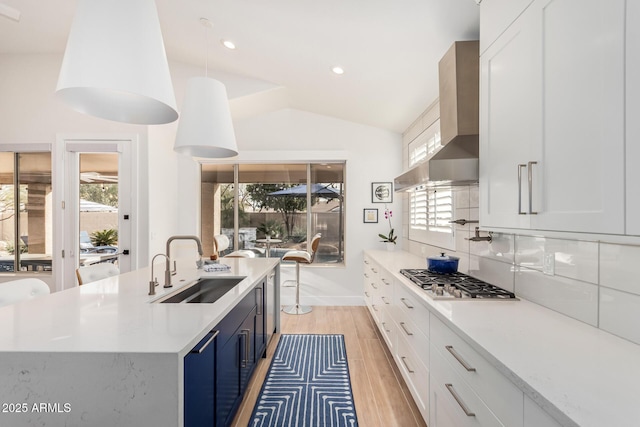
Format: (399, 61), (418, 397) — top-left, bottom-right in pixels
(220, 185), (250, 228)
(245, 184), (311, 238)
(79, 183), (118, 207)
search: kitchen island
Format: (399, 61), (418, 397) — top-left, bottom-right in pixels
(0, 257), (280, 427)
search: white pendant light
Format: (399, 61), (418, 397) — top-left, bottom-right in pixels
(56, 0), (178, 125)
(173, 18), (238, 158)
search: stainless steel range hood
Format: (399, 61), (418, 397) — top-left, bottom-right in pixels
(394, 138), (479, 191)
(395, 40), (479, 192)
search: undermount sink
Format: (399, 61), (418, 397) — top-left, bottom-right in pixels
(159, 277), (246, 304)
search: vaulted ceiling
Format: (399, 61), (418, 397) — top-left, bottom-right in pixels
(0, 0), (479, 133)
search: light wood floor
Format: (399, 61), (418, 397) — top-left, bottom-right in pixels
(231, 306), (428, 427)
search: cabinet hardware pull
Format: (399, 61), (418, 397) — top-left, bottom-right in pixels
(372, 304), (378, 312)
(400, 322), (413, 336)
(381, 296), (390, 304)
(364, 273), (369, 278)
(381, 278), (390, 285)
(445, 345), (476, 372)
(191, 330), (220, 354)
(445, 383), (475, 417)
(528, 161), (538, 215)
(256, 287), (263, 315)
(518, 164), (527, 215)
(401, 356), (415, 373)
(365, 291), (370, 297)
(371, 282), (378, 289)
(400, 298), (414, 309)
(382, 322), (391, 333)
(372, 268), (378, 274)
(240, 329), (251, 368)
(364, 260), (369, 264)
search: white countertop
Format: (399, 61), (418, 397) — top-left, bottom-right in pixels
(0, 258), (279, 356)
(365, 249), (640, 427)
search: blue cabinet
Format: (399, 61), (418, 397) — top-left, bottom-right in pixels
(184, 330), (218, 426)
(184, 278), (269, 427)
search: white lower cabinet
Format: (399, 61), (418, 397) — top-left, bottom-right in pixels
(363, 256), (562, 427)
(430, 314), (523, 427)
(396, 329), (429, 422)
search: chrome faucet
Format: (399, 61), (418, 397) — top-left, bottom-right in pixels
(149, 253), (171, 295)
(165, 235), (204, 288)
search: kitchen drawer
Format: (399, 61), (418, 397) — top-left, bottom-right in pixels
(394, 307), (429, 365)
(379, 268), (394, 300)
(396, 329), (429, 421)
(430, 314), (523, 427)
(395, 281), (430, 338)
(378, 307), (396, 352)
(430, 343), (504, 427)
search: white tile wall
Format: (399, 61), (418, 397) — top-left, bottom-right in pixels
(515, 266), (598, 326)
(600, 243), (640, 295)
(600, 287), (640, 345)
(515, 236), (598, 284)
(468, 255), (515, 292)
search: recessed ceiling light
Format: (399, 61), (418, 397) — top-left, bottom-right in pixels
(331, 66), (345, 75)
(222, 39), (236, 50)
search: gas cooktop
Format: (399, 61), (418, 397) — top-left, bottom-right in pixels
(400, 269), (517, 300)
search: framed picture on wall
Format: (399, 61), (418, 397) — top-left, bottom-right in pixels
(363, 208), (378, 223)
(371, 182), (393, 203)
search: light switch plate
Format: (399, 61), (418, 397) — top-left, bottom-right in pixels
(543, 252), (555, 275)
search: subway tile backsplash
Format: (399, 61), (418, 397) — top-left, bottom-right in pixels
(401, 184), (640, 346)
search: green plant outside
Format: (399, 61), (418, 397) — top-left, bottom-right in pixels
(91, 229), (118, 246)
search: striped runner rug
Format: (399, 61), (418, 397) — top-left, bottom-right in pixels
(249, 334), (358, 427)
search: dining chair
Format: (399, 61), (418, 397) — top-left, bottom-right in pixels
(76, 263), (120, 286)
(0, 278), (50, 308)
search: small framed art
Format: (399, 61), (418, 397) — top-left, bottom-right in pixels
(371, 182), (393, 203)
(363, 208), (378, 223)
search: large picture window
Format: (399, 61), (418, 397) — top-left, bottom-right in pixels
(201, 162), (345, 265)
(0, 152), (53, 273)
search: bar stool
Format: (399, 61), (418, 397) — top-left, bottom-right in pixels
(282, 233), (321, 315)
(213, 234), (256, 258)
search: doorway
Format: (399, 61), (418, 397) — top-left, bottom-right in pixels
(57, 138), (137, 289)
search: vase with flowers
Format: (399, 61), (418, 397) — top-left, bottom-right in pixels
(378, 207), (397, 251)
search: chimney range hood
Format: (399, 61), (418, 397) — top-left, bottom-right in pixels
(395, 40), (479, 192)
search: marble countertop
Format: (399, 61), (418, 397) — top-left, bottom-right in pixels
(0, 258), (279, 356)
(365, 249), (640, 427)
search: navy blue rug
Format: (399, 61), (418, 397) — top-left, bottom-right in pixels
(249, 334), (358, 427)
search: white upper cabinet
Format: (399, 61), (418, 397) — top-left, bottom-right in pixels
(627, 1), (640, 236)
(480, 0), (534, 54)
(480, 6), (540, 229)
(480, 0), (626, 235)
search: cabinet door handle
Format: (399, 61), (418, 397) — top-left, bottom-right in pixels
(381, 278), (390, 285)
(364, 273), (369, 278)
(240, 329), (250, 368)
(400, 356), (415, 373)
(400, 298), (414, 309)
(381, 322), (391, 333)
(255, 287), (263, 315)
(381, 296), (390, 305)
(445, 383), (475, 417)
(364, 291), (370, 297)
(371, 268), (378, 274)
(528, 161), (538, 215)
(190, 330), (219, 354)
(371, 282), (378, 289)
(400, 322), (413, 336)
(372, 304), (378, 312)
(518, 164), (527, 215)
(364, 259), (370, 265)
(445, 345), (476, 372)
